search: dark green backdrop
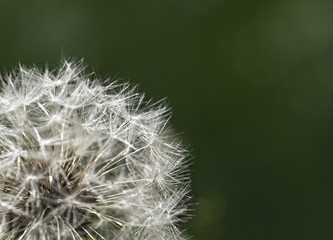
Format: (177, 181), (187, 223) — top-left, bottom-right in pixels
(1, 0), (332, 239)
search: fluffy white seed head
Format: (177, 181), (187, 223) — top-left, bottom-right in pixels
(0, 61), (191, 240)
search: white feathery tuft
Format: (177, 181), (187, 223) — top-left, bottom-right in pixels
(0, 60), (191, 240)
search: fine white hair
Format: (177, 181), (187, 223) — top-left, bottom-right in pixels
(0, 60), (191, 240)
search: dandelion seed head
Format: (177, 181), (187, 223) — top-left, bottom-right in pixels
(0, 60), (191, 240)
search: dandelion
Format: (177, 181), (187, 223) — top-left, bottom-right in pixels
(0, 60), (191, 240)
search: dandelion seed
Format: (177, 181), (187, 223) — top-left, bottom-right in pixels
(0, 60), (191, 240)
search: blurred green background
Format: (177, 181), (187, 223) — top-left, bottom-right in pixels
(1, 0), (333, 239)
